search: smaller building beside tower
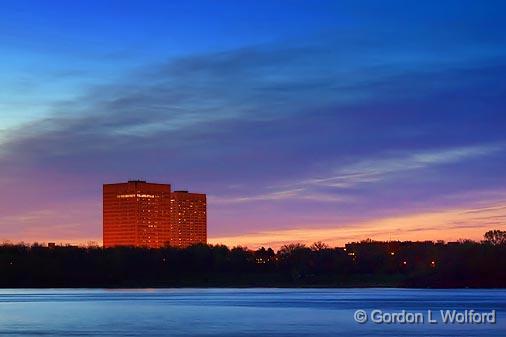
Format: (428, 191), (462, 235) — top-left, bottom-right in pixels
(103, 180), (206, 248)
(170, 190), (207, 248)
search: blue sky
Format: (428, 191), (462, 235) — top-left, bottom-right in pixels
(1, 0), (506, 247)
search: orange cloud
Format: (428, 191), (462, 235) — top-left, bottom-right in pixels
(209, 202), (506, 249)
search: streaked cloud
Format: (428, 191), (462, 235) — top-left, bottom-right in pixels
(209, 199), (506, 249)
(210, 189), (351, 204)
(212, 143), (505, 205)
(0, 200), (100, 244)
(298, 143), (505, 188)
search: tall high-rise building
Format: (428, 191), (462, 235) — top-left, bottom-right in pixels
(103, 180), (206, 248)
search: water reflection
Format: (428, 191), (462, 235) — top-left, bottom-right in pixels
(0, 289), (504, 336)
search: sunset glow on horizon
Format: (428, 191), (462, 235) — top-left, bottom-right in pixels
(1, 1), (506, 248)
(210, 199), (506, 249)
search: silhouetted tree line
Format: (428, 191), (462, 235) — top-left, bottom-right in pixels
(0, 230), (505, 288)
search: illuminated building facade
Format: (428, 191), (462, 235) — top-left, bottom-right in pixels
(169, 191), (207, 248)
(103, 180), (206, 248)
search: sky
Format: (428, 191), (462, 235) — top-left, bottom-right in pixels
(1, 0), (506, 248)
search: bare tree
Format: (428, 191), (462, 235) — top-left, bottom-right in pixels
(310, 241), (329, 252)
(484, 229), (506, 245)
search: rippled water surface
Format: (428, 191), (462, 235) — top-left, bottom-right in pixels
(0, 289), (504, 336)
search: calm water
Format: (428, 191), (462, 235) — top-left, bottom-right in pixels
(0, 288), (504, 336)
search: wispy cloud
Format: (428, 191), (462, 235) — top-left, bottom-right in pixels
(209, 199), (506, 249)
(210, 189), (351, 204)
(212, 143), (505, 205)
(296, 143), (505, 188)
(0, 200), (100, 244)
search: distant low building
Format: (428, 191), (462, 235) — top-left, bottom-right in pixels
(103, 180), (207, 248)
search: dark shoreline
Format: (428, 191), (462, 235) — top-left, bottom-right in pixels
(1, 240), (505, 289)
